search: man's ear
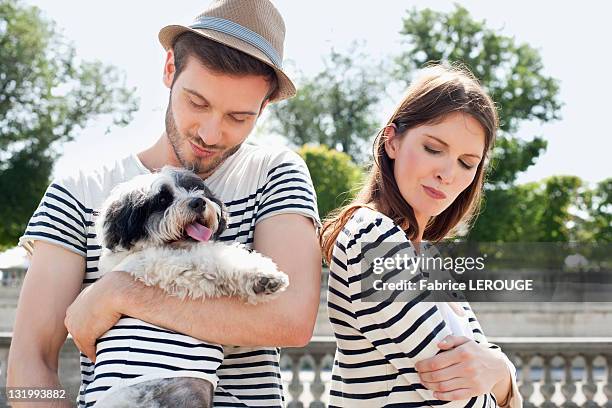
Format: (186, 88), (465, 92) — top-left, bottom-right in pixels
(163, 50), (176, 89)
(383, 124), (399, 159)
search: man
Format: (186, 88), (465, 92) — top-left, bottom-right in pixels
(7, 1), (322, 406)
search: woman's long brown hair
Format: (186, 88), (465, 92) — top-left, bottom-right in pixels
(320, 65), (499, 265)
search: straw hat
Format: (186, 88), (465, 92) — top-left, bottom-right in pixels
(159, 0), (296, 102)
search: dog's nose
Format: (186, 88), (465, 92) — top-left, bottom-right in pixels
(189, 198), (205, 212)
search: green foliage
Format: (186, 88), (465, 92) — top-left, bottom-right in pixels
(538, 176), (585, 242)
(270, 46), (385, 163)
(468, 176), (611, 243)
(0, 0), (138, 248)
(578, 178), (612, 243)
(297, 145), (363, 220)
(395, 5), (562, 186)
(468, 183), (542, 242)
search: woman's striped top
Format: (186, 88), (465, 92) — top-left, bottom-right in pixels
(327, 207), (517, 408)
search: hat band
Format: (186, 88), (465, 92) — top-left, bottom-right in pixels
(189, 16), (282, 68)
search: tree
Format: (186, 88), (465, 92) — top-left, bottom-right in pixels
(394, 5), (562, 186)
(578, 178), (612, 243)
(270, 45), (385, 163)
(466, 182), (543, 242)
(469, 176), (603, 243)
(538, 176), (585, 242)
(0, 0), (138, 248)
(297, 145), (363, 220)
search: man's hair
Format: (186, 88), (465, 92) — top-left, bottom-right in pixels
(172, 32), (279, 101)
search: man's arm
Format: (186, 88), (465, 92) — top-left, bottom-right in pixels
(7, 241), (85, 408)
(66, 213), (321, 360)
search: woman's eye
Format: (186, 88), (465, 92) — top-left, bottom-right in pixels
(424, 145), (441, 155)
(460, 160), (475, 170)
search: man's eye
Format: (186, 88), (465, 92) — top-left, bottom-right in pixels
(230, 115), (247, 123)
(189, 99), (206, 109)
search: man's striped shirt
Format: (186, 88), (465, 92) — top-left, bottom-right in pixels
(20, 143), (320, 407)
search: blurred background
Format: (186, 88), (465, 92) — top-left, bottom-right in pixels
(1, 1), (611, 406)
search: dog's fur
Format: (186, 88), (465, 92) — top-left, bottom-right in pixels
(92, 166), (289, 407)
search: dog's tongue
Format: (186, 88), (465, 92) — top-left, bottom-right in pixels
(186, 222), (213, 242)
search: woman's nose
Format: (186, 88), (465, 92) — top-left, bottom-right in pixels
(436, 160), (455, 184)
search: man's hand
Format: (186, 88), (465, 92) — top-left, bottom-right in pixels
(415, 335), (511, 401)
(64, 271), (127, 362)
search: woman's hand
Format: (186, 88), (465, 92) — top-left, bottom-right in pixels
(415, 335), (512, 402)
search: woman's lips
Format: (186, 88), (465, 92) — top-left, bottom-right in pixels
(422, 185), (447, 200)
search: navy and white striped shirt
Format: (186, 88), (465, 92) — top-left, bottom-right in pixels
(327, 207), (509, 407)
(20, 143), (320, 407)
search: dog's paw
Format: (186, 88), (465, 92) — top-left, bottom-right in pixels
(247, 271), (289, 302)
(253, 275), (285, 294)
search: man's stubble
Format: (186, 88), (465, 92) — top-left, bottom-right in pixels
(164, 95), (242, 179)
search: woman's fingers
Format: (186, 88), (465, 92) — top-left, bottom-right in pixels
(422, 377), (470, 392)
(421, 368), (482, 401)
(437, 334), (471, 350)
(433, 388), (474, 401)
(416, 337), (473, 373)
(418, 362), (464, 383)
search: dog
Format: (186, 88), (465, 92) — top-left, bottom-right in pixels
(88, 166), (289, 407)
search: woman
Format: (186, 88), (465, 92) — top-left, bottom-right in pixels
(321, 65), (522, 407)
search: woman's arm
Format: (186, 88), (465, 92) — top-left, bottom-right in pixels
(341, 213), (477, 405)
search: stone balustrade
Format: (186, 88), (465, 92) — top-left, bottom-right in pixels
(280, 337), (612, 407)
(2, 334), (611, 407)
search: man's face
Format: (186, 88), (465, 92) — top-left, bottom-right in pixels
(163, 53), (270, 178)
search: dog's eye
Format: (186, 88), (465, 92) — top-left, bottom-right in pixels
(157, 191), (173, 207)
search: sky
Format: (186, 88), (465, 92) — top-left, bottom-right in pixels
(23, 0), (612, 186)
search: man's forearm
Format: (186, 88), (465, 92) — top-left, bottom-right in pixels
(113, 270), (315, 346)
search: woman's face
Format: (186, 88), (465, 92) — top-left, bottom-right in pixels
(385, 112), (485, 230)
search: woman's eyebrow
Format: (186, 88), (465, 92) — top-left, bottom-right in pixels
(425, 134), (482, 160)
(425, 134), (449, 147)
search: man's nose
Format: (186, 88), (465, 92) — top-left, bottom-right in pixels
(197, 116), (222, 146)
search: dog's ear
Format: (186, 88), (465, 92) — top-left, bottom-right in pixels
(213, 208), (228, 240)
(197, 183), (227, 240)
(102, 191), (149, 250)
(211, 198), (228, 240)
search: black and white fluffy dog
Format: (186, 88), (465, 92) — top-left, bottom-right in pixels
(90, 166), (289, 407)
